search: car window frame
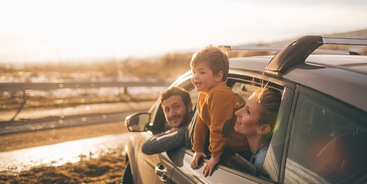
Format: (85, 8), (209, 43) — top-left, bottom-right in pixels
(146, 73), (197, 135)
(182, 73), (289, 183)
(262, 86), (295, 183)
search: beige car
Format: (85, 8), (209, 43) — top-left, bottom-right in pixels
(122, 35), (367, 184)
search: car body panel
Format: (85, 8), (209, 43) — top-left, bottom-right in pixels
(283, 64), (367, 111)
(125, 131), (176, 184)
(169, 148), (266, 184)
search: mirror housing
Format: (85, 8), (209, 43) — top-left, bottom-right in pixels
(125, 112), (150, 132)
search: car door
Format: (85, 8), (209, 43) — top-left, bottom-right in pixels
(170, 148), (268, 184)
(129, 99), (177, 184)
(283, 86), (367, 183)
(132, 133), (177, 184)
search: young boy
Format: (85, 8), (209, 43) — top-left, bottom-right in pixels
(190, 45), (250, 177)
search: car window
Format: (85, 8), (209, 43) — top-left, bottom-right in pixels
(263, 87), (294, 183)
(147, 76), (198, 135)
(221, 78), (284, 178)
(157, 79), (198, 133)
(231, 82), (260, 100)
(184, 75), (285, 182)
(285, 92), (367, 184)
(149, 100), (167, 134)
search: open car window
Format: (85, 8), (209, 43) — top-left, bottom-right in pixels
(148, 76), (198, 134)
(185, 76), (285, 179)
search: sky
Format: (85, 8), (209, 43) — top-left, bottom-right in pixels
(0, 0), (366, 64)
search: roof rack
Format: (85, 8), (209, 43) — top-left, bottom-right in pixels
(219, 45), (353, 55)
(264, 35), (367, 78)
(219, 45), (281, 52)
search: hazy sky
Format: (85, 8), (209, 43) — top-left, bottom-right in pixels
(0, 0), (366, 63)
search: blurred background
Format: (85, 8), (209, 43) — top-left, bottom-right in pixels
(1, 0), (367, 63)
(1, 0), (367, 148)
(1, 0), (367, 113)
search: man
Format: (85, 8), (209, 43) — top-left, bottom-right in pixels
(142, 86), (192, 155)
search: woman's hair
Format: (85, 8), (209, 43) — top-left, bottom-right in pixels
(160, 86), (191, 106)
(190, 45), (229, 81)
(252, 88), (282, 137)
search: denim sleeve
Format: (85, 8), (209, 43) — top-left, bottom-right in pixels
(142, 127), (187, 155)
(251, 146), (269, 173)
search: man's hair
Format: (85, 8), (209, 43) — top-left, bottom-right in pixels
(190, 45), (229, 81)
(160, 86), (191, 106)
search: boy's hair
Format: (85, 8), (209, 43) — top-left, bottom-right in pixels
(190, 45), (229, 81)
(160, 86), (191, 106)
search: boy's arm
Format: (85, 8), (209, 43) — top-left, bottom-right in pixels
(191, 116), (209, 170)
(192, 115), (209, 152)
(208, 91), (234, 159)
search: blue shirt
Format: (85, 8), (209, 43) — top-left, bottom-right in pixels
(249, 144), (269, 173)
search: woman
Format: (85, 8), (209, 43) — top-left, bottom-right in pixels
(234, 88), (282, 173)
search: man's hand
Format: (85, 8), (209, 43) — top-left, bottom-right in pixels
(190, 152), (207, 169)
(203, 157), (220, 177)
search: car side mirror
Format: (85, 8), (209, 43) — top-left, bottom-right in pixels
(125, 112), (150, 132)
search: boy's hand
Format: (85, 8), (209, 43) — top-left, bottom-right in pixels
(190, 152), (207, 169)
(203, 157), (220, 177)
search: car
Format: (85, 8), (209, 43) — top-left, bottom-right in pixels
(122, 35), (367, 184)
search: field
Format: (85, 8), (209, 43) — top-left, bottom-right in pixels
(0, 122), (128, 184)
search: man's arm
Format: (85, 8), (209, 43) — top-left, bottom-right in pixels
(142, 127), (188, 155)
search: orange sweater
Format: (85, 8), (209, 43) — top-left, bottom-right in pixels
(192, 82), (249, 159)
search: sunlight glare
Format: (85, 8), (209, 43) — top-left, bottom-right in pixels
(0, 0), (366, 63)
(0, 134), (129, 173)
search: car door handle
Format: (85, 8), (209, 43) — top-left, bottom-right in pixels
(155, 164), (168, 182)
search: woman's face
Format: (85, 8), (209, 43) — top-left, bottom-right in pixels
(234, 94), (263, 136)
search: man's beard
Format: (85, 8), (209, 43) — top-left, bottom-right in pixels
(169, 106), (190, 128)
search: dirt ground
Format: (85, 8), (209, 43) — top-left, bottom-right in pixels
(0, 122), (128, 184)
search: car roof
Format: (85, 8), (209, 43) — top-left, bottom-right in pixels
(306, 55), (367, 74)
(229, 54), (367, 112)
(227, 35), (367, 112)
